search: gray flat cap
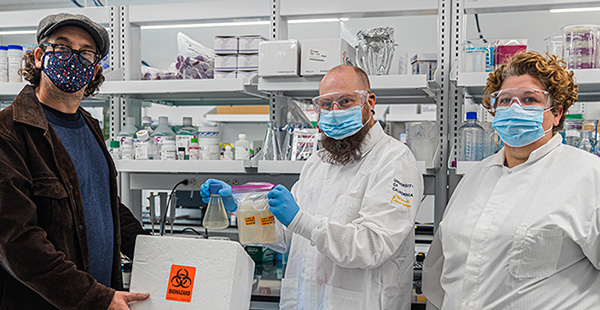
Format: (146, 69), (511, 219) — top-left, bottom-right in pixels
(37, 13), (109, 59)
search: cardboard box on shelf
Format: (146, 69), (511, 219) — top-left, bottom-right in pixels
(214, 70), (237, 79)
(301, 38), (356, 76)
(238, 54), (259, 70)
(129, 235), (254, 310)
(217, 105), (269, 114)
(258, 40), (301, 77)
(214, 35), (238, 54)
(238, 35), (267, 54)
(215, 54), (238, 70)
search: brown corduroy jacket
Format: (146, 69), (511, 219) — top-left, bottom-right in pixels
(0, 85), (149, 310)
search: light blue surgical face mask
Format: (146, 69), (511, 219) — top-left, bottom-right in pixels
(492, 104), (552, 147)
(318, 105), (369, 140)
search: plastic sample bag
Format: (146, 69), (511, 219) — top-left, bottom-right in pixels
(176, 32), (215, 79)
(232, 183), (277, 245)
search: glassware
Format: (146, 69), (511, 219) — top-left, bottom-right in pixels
(405, 121), (438, 167)
(458, 112), (484, 161)
(563, 114), (584, 147)
(545, 35), (563, 58)
(562, 25), (600, 69)
(356, 27), (396, 75)
(259, 121), (282, 161)
(462, 39), (494, 72)
(202, 184), (229, 230)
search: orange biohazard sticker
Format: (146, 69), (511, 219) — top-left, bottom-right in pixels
(244, 216), (256, 226)
(260, 215), (275, 226)
(166, 265), (196, 303)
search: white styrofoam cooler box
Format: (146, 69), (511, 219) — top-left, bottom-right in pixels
(301, 38), (356, 76)
(258, 40), (301, 77)
(129, 235), (255, 310)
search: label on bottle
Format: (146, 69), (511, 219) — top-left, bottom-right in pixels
(244, 216), (256, 226)
(135, 143), (150, 160)
(176, 135), (193, 159)
(235, 146), (249, 161)
(120, 136), (133, 149)
(260, 215), (275, 226)
(189, 147), (200, 160)
(162, 149), (177, 160)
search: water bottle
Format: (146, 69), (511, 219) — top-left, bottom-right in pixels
(458, 112), (484, 161)
(151, 116), (176, 160)
(175, 116), (197, 160)
(117, 116), (138, 153)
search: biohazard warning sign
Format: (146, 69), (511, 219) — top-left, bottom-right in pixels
(166, 265), (196, 303)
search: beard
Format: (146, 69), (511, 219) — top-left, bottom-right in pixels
(319, 116), (372, 166)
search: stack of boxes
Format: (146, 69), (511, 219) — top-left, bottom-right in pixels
(214, 35), (266, 82)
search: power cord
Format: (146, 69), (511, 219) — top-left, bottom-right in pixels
(474, 14), (488, 43)
(71, 0), (83, 8)
(160, 179), (190, 236)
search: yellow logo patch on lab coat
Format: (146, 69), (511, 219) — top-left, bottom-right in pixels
(391, 194), (411, 208)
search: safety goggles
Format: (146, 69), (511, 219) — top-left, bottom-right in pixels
(488, 87), (553, 112)
(311, 90), (369, 113)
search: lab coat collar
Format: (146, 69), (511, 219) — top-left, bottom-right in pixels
(359, 121), (386, 157)
(486, 134), (563, 168)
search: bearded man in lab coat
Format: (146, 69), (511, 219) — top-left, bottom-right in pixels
(202, 65), (423, 309)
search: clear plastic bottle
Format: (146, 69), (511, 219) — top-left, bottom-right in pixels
(141, 116), (154, 134)
(117, 116), (138, 153)
(202, 184), (230, 230)
(235, 133), (250, 164)
(109, 140), (121, 160)
(458, 112), (484, 161)
(151, 116), (176, 160)
(161, 140), (177, 160)
(222, 145), (234, 160)
(176, 116), (197, 160)
(134, 129), (154, 160)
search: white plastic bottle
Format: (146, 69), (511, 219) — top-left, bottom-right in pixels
(161, 140), (177, 160)
(117, 116), (138, 154)
(176, 116), (197, 160)
(151, 116), (176, 160)
(0, 46), (8, 83)
(197, 122), (220, 160)
(134, 129), (154, 160)
(234, 133), (250, 165)
(189, 137), (200, 160)
(458, 111), (484, 161)
(7, 45), (23, 83)
(109, 140), (121, 160)
(222, 145), (234, 160)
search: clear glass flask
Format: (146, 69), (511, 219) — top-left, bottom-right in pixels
(202, 184), (230, 230)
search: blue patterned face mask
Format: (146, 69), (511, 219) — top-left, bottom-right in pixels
(492, 104), (552, 147)
(42, 51), (95, 93)
(318, 105), (369, 140)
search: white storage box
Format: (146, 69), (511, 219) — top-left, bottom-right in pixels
(214, 71), (237, 79)
(214, 36), (238, 54)
(238, 35), (266, 54)
(259, 40), (301, 77)
(411, 53), (437, 80)
(215, 55), (238, 70)
(301, 38), (356, 76)
(129, 235), (255, 310)
(238, 54), (259, 70)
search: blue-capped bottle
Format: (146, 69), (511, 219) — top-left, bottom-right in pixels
(202, 183), (229, 230)
(458, 111), (484, 161)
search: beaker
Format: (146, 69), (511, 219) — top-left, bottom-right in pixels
(202, 184), (229, 230)
(356, 27), (396, 75)
(562, 25), (600, 69)
(545, 35), (563, 58)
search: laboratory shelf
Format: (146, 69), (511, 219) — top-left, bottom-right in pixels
(99, 79), (268, 105)
(280, 0), (438, 19)
(463, 0), (600, 14)
(257, 160), (306, 174)
(114, 159), (246, 173)
(128, 0), (270, 25)
(455, 161), (481, 175)
(258, 74), (437, 104)
(205, 114), (269, 123)
(457, 70), (600, 102)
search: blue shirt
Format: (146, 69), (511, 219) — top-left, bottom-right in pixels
(43, 104), (114, 287)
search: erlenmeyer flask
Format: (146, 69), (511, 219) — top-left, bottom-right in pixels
(202, 184), (229, 230)
(260, 121), (282, 161)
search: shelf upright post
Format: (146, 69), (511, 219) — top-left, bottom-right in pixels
(269, 0), (289, 135)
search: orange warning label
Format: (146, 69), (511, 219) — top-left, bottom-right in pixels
(166, 265), (196, 303)
(260, 215), (275, 226)
(244, 216), (256, 226)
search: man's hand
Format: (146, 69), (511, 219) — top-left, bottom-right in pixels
(267, 185), (300, 227)
(200, 178), (237, 212)
(108, 291), (150, 310)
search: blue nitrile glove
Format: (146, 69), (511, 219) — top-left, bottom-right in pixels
(200, 179), (237, 212)
(267, 185), (300, 227)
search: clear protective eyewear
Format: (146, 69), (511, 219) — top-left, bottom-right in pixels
(41, 42), (101, 66)
(488, 87), (553, 112)
(311, 90), (369, 113)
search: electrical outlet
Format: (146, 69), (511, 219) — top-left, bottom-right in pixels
(189, 178), (197, 186)
(231, 179), (239, 186)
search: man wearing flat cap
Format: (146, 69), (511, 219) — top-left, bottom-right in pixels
(0, 13), (150, 310)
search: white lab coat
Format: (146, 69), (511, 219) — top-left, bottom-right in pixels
(268, 123), (423, 310)
(423, 134), (600, 309)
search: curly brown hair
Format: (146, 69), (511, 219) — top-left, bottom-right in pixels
(19, 50), (105, 98)
(482, 51), (578, 133)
